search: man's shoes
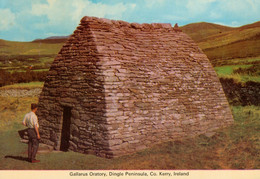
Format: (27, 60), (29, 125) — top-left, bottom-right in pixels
(31, 159), (40, 163)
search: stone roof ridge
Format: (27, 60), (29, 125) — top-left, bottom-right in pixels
(80, 16), (178, 30)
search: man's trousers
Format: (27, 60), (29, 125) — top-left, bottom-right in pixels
(27, 128), (39, 161)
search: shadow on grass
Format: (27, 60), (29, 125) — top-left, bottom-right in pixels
(4, 155), (30, 163)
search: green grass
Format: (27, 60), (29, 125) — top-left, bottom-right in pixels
(0, 96), (39, 131)
(0, 39), (62, 72)
(214, 57), (260, 83)
(215, 65), (253, 75)
(0, 39), (63, 56)
(0, 56), (54, 72)
(0, 94), (259, 169)
(227, 57), (260, 65)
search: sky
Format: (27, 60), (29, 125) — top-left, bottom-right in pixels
(0, 0), (259, 41)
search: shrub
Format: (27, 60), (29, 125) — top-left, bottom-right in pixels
(0, 69), (48, 87)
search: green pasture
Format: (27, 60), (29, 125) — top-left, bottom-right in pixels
(215, 65), (253, 75)
(214, 56), (260, 83)
(0, 56), (54, 72)
(0, 39), (63, 56)
(0, 39), (62, 72)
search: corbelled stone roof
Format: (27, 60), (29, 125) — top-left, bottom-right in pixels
(37, 16), (233, 158)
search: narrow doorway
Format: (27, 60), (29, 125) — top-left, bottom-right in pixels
(60, 106), (72, 151)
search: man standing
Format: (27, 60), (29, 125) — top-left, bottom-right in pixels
(22, 103), (40, 163)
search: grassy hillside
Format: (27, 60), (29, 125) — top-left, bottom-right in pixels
(0, 39), (63, 56)
(0, 39), (64, 72)
(181, 22), (234, 42)
(181, 21), (260, 85)
(181, 21), (260, 64)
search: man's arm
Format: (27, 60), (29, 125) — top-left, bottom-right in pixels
(32, 115), (40, 139)
(35, 126), (40, 139)
(22, 115), (27, 126)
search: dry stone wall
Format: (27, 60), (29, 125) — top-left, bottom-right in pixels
(37, 16), (234, 158)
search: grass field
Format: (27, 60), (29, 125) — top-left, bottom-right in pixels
(0, 82), (44, 90)
(213, 56), (260, 83)
(0, 39), (64, 72)
(0, 39), (63, 56)
(215, 65), (253, 75)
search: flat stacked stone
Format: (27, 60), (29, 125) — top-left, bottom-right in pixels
(37, 16), (233, 158)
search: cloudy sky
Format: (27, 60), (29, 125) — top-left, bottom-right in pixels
(0, 0), (259, 41)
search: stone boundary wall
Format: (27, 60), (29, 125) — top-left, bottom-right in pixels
(220, 78), (260, 106)
(0, 88), (42, 97)
(37, 16), (234, 158)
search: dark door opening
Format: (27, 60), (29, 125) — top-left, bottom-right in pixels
(60, 106), (72, 151)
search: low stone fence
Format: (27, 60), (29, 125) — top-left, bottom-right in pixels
(0, 88), (42, 97)
(220, 78), (260, 106)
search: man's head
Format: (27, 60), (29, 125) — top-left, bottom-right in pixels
(31, 103), (38, 112)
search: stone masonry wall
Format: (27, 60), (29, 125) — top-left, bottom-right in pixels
(37, 16), (234, 158)
(37, 20), (110, 157)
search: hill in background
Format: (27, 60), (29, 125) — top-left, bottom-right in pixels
(181, 21), (260, 66)
(0, 39), (64, 72)
(32, 36), (69, 44)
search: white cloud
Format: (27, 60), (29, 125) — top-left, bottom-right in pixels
(0, 9), (16, 31)
(71, 0), (131, 21)
(31, 0), (136, 27)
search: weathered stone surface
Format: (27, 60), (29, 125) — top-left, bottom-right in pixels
(37, 16), (233, 158)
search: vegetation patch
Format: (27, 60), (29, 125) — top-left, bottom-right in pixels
(0, 96), (38, 131)
(0, 70), (47, 87)
(220, 78), (260, 106)
(215, 65), (253, 75)
(0, 82), (44, 90)
(214, 57), (260, 83)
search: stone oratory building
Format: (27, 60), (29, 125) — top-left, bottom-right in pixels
(37, 16), (233, 158)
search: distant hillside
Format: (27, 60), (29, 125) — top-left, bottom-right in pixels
(238, 21), (260, 30)
(1, 21), (259, 70)
(0, 39), (64, 57)
(181, 21), (260, 65)
(32, 36), (69, 43)
(181, 22), (234, 42)
(0, 39), (64, 72)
